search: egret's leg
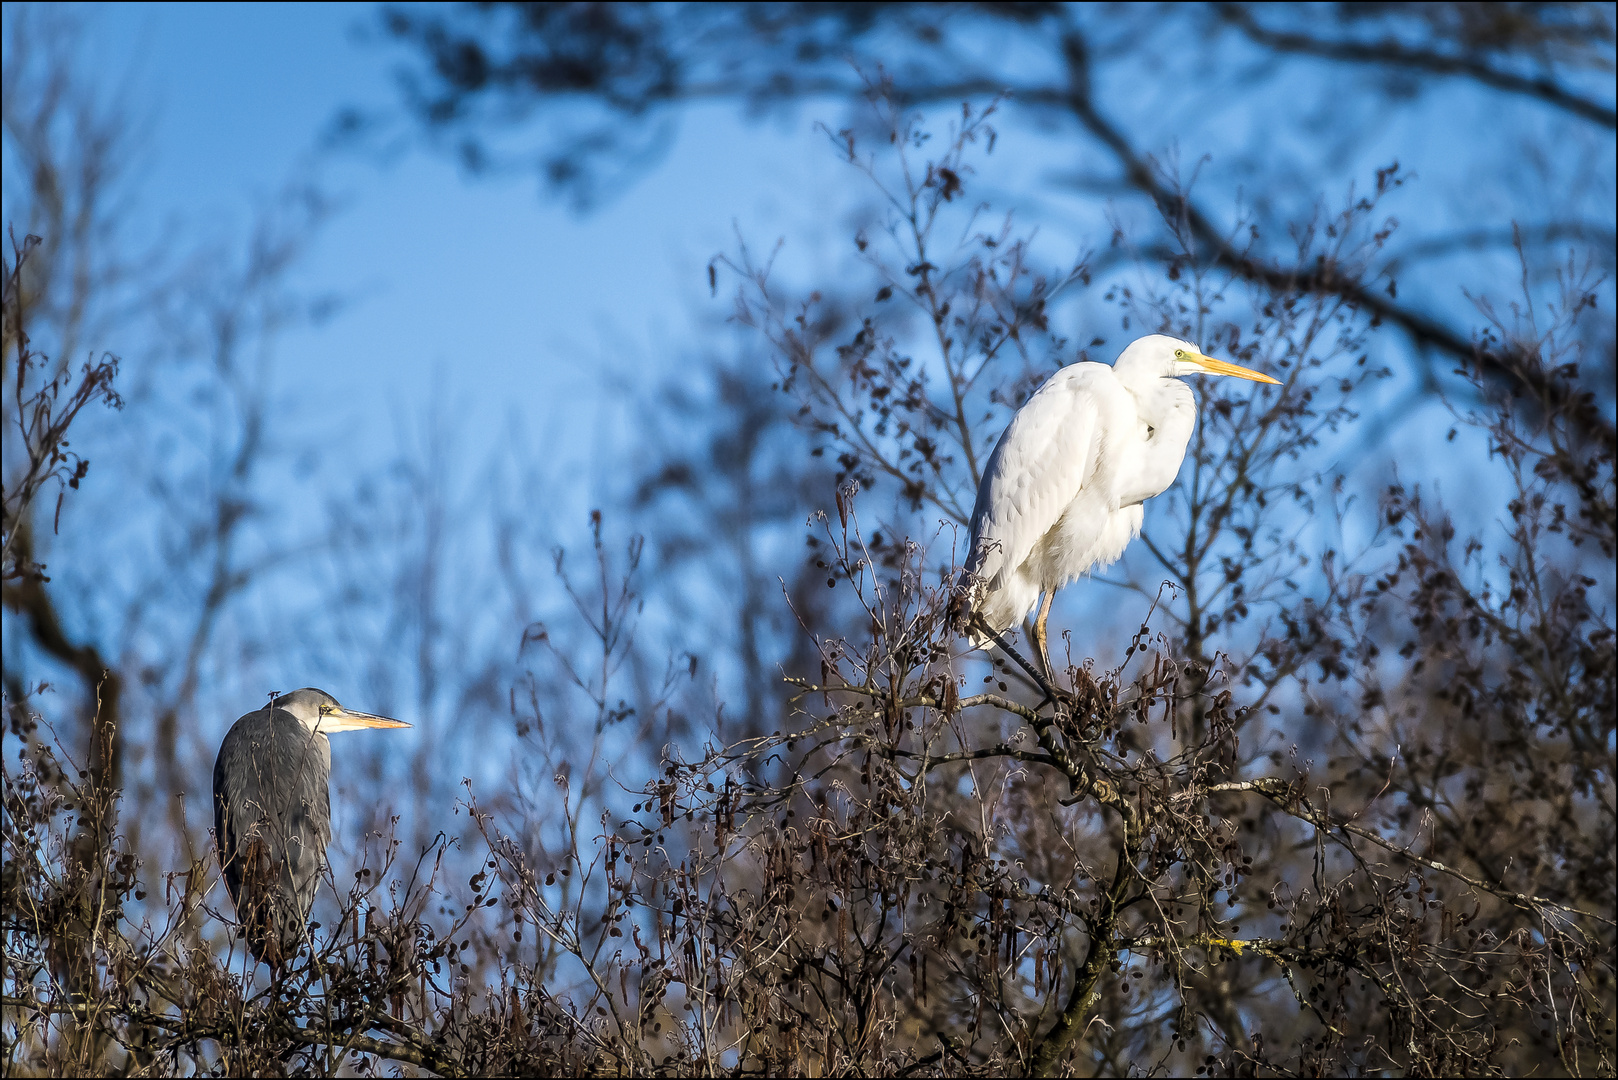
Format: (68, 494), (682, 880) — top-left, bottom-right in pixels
(1033, 591), (1056, 679)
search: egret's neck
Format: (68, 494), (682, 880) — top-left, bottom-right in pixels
(1120, 375), (1197, 504)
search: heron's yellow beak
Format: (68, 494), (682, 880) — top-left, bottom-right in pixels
(1185, 352), (1281, 385)
(321, 708), (411, 734)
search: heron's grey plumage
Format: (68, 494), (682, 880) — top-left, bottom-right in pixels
(212, 687), (407, 970)
(213, 697), (333, 969)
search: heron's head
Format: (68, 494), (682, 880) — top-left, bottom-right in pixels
(1115, 334), (1281, 385)
(271, 687), (411, 735)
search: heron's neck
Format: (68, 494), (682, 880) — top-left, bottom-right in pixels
(275, 702), (330, 739)
(1122, 376), (1197, 504)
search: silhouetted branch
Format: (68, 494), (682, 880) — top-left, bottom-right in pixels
(1215, 2), (1618, 129)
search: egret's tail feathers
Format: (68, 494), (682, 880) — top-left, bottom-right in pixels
(952, 571), (1037, 652)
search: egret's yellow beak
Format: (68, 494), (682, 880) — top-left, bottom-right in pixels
(321, 707), (411, 734)
(1185, 352), (1281, 385)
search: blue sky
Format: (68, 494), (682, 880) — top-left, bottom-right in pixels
(33, 0), (1606, 514)
(71, 2), (867, 495)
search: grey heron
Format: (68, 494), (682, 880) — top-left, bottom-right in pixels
(212, 688), (409, 970)
(962, 334), (1279, 675)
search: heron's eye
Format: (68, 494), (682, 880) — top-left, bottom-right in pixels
(1174, 349), (1185, 359)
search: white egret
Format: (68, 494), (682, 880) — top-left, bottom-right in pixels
(213, 688), (410, 970)
(961, 334), (1279, 674)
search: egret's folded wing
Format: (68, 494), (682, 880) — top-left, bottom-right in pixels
(966, 367), (1107, 588)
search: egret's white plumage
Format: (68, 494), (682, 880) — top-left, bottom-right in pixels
(962, 334), (1278, 667)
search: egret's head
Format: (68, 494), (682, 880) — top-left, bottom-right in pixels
(1116, 333), (1281, 385)
(271, 688), (411, 735)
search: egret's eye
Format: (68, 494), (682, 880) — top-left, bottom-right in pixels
(1174, 349), (1186, 359)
